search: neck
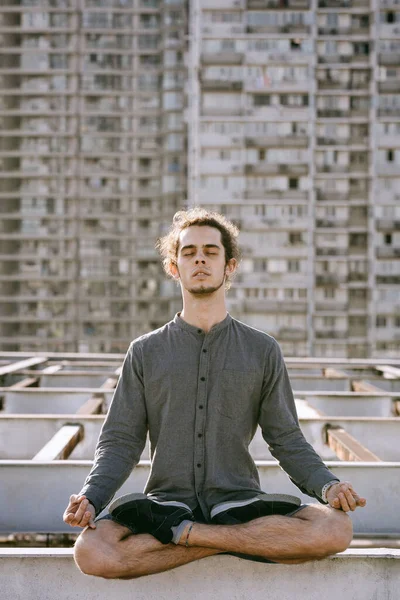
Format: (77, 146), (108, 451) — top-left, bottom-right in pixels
(180, 293), (228, 333)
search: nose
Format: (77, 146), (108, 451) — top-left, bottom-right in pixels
(195, 254), (206, 264)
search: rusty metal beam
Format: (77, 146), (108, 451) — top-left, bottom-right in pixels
(0, 357), (48, 377)
(32, 424), (83, 461)
(76, 398), (103, 415)
(9, 377), (39, 389)
(325, 426), (381, 462)
(352, 380), (386, 393)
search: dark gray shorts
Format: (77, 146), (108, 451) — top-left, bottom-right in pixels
(95, 496), (309, 564)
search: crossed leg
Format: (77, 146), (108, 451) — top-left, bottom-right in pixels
(74, 503), (353, 579)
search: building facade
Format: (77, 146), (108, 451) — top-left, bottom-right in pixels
(0, 0), (399, 357)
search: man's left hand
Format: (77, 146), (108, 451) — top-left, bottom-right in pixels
(326, 482), (367, 512)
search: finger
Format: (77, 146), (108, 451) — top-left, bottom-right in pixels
(344, 489), (357, 511)
(87, 513), (97, 529)
(330, 497), (341, 509)
(77, 511), (92, 528)
(74, 499), (89, 523)
(355, 495), (367, 507)
(338, 492), (350, 512)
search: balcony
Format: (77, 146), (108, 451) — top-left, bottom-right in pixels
(316, 191), (350, 202)
(201, 52), (244, 65)
(348, 298), (368, 311)
(316, 247), (348, 256)
(247, 24), (311, 35)
(316, 274), (347, 285)
(317, 164), (369, 174)
(348, 327), (368, 338)
(348, 245), (368, 255)
(348, 272), (368, 282)
(378, 80), (400, 93)
(245, 163), (308, 176)
(377, 163), (400, 176)
(201, 0), (245, 7)
(315, 329), (348, 339)
(248, 0), (310, 6)
(376, 219), (400, 231)
(377, 107), (400, 118)
(379, 23), (400, 38)
(316, 136), (368, 147)
(278, 327), (308, 341)
(379, 53), (400, 66)
(243, 300), (307, 313)
(317, 109), (369, 119)
(376, 275), (400, 284)
(315, 301), (348, 311)
(318, 26), (370, 36)
(317, 80), (370, 91)
(318, 55), (370, 65)
(201, 80), (243, 91)
(245, 135), (309, 148)
(318, 0), (370, 6)
(316, 218), (348, 228)
(376, 247), (400, 259)
(201, 107), (244, 117)
(244, 189), (308, 200)
(348, 215), (368, 227)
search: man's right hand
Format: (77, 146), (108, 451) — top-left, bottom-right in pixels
(63, 494), (96, 529)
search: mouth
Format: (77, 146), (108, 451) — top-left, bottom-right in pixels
(193, 271), (210, 278)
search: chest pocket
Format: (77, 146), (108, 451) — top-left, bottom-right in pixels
(217, 369), (259, 420)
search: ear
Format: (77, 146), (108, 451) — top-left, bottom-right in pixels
(225, 258), (237, 277)
(169, 261), (180, 280)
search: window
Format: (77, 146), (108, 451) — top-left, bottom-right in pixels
(254, 95), (271, 106)
(288, 259), (300, 273)
(387, 149), (394, 162)
(289, 232), (302, 245)
(385, 233), (392, 245)
(323, 316), (335, 327)
(324, 288), (335, 298)
(376, 316), (387, 327)
(289, 178), (298, 189)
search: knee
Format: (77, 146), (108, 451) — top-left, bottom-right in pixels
(74, 530), (116, 579)
(324, 510), (353, 556)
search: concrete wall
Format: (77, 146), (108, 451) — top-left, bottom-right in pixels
(1, 549), (399, 600)
(1, 461), (399, 535)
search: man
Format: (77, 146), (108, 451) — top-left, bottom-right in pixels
(64, 208), (366, 579)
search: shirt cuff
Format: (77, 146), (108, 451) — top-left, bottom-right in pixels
(321, 480), (340, 503)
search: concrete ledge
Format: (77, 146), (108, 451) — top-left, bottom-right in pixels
(1, 549), (399, 600)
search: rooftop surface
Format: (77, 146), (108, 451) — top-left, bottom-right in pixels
(1, 352), (400, 598)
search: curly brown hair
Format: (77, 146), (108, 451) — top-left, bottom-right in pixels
(156, 207), (241, 290)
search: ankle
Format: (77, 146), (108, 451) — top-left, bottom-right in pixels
(178, 522), (195, 546)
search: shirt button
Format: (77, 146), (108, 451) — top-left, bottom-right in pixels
(198, 433), (202, 438)
(199, 405), (203, 409)
(202, 349), (207, 353)
(197, 463), (202, 468)
(200, 376), (205, 381)
(197, 329), (202, 334)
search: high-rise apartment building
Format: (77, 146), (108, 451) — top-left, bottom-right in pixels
(0, 0), (399, 358)
(0, 0), (186, 353)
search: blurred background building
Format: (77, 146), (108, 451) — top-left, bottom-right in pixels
(0, 0), (399, 358)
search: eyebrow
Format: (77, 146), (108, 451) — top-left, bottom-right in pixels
(180, 244), (221, 253)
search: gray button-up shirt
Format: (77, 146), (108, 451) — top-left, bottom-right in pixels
(80, 312), (339, 518)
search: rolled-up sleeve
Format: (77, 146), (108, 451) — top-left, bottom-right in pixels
(258, 340), (339, 502)
(79, 342), (148, 515)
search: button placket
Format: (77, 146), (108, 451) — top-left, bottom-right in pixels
(194, 337), (209, 500)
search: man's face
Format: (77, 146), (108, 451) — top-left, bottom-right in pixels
(172, 225), (235, 297)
